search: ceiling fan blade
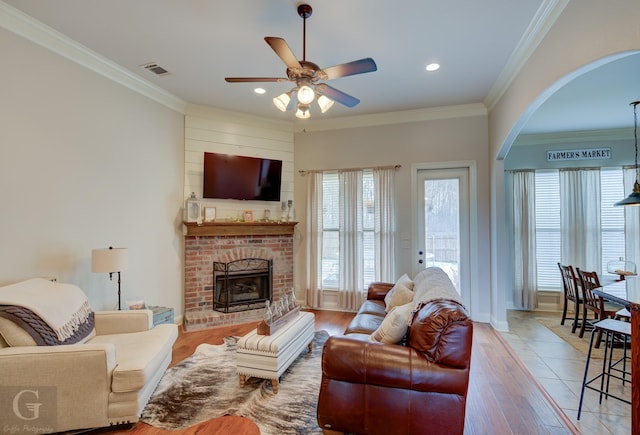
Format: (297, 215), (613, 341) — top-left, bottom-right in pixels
(225, 77), (288, 83)
(322, 58), (377, 80)
(317, 83), (360, 108)
(265, 37), (302, 69)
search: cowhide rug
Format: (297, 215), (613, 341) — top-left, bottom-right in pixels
(140, 330), (329, 435)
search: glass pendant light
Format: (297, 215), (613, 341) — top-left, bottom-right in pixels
(615, 101), (640, 206)
(317, 95), (334, 113)
(273, 92), (291, 112)
(296, 104), (311, 119)
(297, 84), (315, 105)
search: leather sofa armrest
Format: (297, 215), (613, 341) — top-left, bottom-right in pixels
(367, 282), (394, 300)
(94, 310), (153, 335)
(321, 335), (469, 395)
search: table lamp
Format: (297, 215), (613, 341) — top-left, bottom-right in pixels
(91, 246), (128, 310)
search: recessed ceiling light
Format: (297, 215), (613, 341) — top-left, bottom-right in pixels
(426, 63), (440, 72)
(254, 88), (266, 94)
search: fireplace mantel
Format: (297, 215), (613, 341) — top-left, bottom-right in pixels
(183, 221), (297, 237)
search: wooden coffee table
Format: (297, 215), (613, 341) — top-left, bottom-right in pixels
(236, 310), (315, 393)
(128, 416), (259, 434)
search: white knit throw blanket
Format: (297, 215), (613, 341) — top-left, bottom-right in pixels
(0, 278), (92, 342)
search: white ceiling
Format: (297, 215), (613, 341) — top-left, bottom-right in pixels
(3, 0), (638, 134)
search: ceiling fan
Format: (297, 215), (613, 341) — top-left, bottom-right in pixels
(225, 3), (377, 119)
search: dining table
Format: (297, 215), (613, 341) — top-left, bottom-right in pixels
(594, 276), (640, 434)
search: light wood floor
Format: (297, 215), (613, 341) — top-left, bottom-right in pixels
(92, 310), (578, 435)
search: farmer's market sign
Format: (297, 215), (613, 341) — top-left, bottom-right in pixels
(546, 147), (611, 162)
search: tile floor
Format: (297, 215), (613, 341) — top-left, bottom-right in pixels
(500, 310), (631, 435)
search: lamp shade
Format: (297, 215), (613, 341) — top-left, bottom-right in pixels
(317, 95), (334, 113)
(273, 93), (290, 112)
(297, 85), (315, 105)
(614, 184), (640, 206)
(295, 105), (311, 119)
(91, 247), (128, 273)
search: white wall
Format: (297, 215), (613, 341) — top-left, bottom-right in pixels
(0, 28), (185, 314)
(294, 113), (491, 321)
(183, 105), (294, 220)
(488, 0), (640, 329)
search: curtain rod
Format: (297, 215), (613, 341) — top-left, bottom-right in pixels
(298, 164), (401, 175)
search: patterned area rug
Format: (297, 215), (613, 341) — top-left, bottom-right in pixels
(140, 331), (328, 435)
(536, 315), (627, 360)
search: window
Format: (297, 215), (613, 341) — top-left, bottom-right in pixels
(534, 167), (626, 290)
(321, 170), (376, 290)
(600, 167), (625, 274)
(321, 172), (339, 288)
(534, 170), (560, 290)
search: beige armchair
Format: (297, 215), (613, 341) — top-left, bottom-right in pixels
(0, 279), (178, 433)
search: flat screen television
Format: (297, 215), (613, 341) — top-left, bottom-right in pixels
(203, 152), (282, 201)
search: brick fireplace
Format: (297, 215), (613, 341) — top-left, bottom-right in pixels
(183, 221), (296, 330)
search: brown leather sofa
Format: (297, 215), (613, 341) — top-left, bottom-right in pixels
(317, 280), (473, 435)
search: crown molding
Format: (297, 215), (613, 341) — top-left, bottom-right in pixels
(294, 103), (487, 133)
(484, 0), (569, 111)
(0, 1), (187, 114)
(513, 127), (631, 146)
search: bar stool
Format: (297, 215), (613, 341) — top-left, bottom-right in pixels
(577, 318), (632, 420)
(612, 308), (632, 386)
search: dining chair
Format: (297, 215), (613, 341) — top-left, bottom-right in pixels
(558, 263), (582, 333)
(576, 268), (624, 347)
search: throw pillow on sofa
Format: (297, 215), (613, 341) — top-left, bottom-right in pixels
(371, 302), (414, 344)
(384, 273), (414, 312)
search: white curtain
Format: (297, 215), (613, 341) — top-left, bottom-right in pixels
(374, 167), (396, 282)
(338, 170), (365, 310)
(560, 168), (601, 272)
(623, 167), (640, 271)
(304, 166), (397, 311)
(512, 170), (537, 309)
(305, 172), (323, 308)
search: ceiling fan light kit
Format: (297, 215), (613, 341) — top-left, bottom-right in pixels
(225, 4), (377, 119)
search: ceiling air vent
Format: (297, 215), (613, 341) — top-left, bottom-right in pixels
(141, 62), (170, 76)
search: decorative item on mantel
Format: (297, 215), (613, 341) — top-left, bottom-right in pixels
(184, 192), (202, 223)
(287, 200), (294, 221)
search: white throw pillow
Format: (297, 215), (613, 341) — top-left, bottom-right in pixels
(371, 302), (414, 344)
(385, 283), (413, 313)
(384, 273), (414, 308)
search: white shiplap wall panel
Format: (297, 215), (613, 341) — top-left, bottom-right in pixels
(183, 107), (295, 222)
(185, 128), (293, 153)
(186, 115), (293, 143)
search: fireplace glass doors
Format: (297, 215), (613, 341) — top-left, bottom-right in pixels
(213, 258), (272, 313)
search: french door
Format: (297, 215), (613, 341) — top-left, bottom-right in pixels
(415, 167), (470, 302)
